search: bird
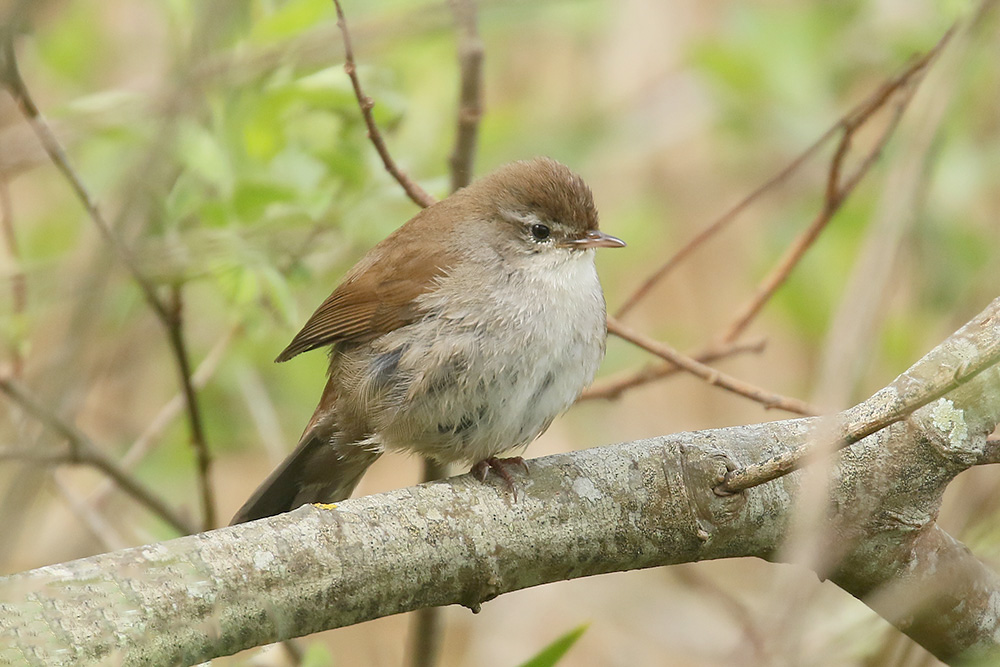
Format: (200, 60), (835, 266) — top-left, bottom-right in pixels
(231, 157), (624, 524)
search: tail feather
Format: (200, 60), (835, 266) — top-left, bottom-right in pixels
(229, 431), (381, 525)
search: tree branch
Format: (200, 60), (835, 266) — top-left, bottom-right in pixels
(716, 27), (953, 345)
(718, 296), (1000, 493)
(579, 337), (766, 402)
(0, 176), (25, 377)
(0, 377), (196, 535)
(0, 37), (217, 529)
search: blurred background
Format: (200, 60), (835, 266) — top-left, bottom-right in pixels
(1, 0), (998, 665)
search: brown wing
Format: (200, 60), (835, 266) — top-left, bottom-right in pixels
(275, 207), (456, 362)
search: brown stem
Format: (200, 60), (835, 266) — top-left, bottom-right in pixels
(717, 26), (953, 345)
(0, 377), (195, 534)
(607, 317), (817, 416)
(615, 24), (955, 325)
(0, 177), (26, 377)
(614, 126), (838, 320)
(166, 285), (216, 530)
(1, 36), (217, 530)
(447, 0), (483, 193)
(579, 337), (767, 401)
(330, 0), (436, 209)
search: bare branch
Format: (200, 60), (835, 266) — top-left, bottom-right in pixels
(0, 38), (168, 323)
(614, 126), (837, 320)
(0, 37), (217, 529)
(0, 176), (25, 377)
(607, 317), (817, 416)
(330, 0), (436, 209)
(3, 303), (998, 665)
(165, 285), (216, 529)
(614, 24), (955, 325)
(0, 377), (196, 535)
(447, 0), (483, 192)
(579, 338), (766, 401)
(717, 27), (954, 345)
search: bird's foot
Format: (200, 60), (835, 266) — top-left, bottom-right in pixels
(471, 456), (529, 499)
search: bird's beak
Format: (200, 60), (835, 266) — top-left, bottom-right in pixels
(563, 229), (627, 250)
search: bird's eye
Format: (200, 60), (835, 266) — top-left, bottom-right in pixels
(530, 223), (551, 241)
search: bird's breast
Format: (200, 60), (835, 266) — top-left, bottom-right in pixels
(351, 251), (606, 464)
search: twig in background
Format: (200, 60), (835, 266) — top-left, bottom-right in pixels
(607, 317), (817, 416)
(0, 177), (25, 377)
(673, 565), (767, 662)
(54, 472), (130, 552)
(613, 126), (837, 320)
(616, 25), (953, 328)
(0, 376), (195, 534)
(579, 338), (766, 401)
(0, 37), (217, 531)
(331, 0), (436, 209)
(90, 325), (239, 511)
(165, 285), (215, 529)
(716, 26), (953, 345)
(447, 0), (483, 193)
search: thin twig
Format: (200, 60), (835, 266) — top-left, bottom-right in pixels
(0, 176), (25, 377)
(673, 566), (767, 662)
(579, 337), (767, 401)
(0, 39), (168, 322)
(447, 0), (483, 192)
(0, 377), (195, 534)
(1, 37), (217, 531)
(717, 303), (1000, 494)
(607, 317), (817, 416)
(717, 27), (954, 345)
(85, 324), (236, 517)
(331, 0), (436, 208)
(166, 285), (216, 530)
(614, 127), (837, 320)
(54, 473), (130, 552)
(614, 25), (955, 323)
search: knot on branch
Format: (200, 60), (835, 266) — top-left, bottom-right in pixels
(912, 398), (983, 468)
(680, 444), (745, 541)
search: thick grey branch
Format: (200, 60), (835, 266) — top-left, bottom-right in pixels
(1, 298), (999, 666)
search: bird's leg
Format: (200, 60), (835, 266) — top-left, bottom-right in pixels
(471, 456), (529, 499)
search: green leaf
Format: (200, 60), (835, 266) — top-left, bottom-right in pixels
(518, 624), (588, 667)
(177, 122), (234, 195)
(298, 641), (335, 667)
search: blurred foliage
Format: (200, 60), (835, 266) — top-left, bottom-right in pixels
(1, 0), (999, 665)
(518, 624), (588, 667)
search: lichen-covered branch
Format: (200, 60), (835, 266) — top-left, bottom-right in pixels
(1, 297), (998, 666)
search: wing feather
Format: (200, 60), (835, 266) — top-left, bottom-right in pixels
(275, 206), (456, 362)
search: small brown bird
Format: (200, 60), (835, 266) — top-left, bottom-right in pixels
(231, 158), (624, 524)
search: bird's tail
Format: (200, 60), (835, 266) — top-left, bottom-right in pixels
(230, 379), (381, 525)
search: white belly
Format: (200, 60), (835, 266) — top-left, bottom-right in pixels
(365, 249), (607, 464)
